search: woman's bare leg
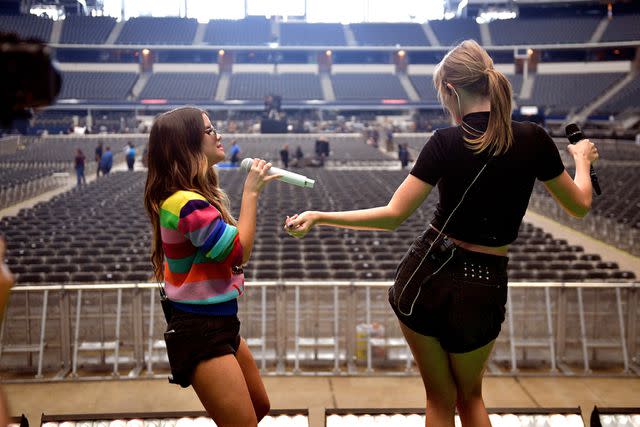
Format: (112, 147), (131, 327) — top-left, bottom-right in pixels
(235, 338), (270, 421)
(191, 354), (258, 427)
(449, 340), (495, 427)
(400, 322), (457, 427)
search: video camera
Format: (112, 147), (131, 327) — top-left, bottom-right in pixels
(0, 32), (61, 128)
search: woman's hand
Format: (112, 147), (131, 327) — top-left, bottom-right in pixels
(243, 158), (280, 195)
(284, 212), (318, 238)
(567, 139), (598, 164)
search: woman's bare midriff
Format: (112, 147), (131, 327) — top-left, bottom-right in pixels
(430, 225), (509, 257)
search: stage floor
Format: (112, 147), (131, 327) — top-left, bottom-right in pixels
(5, 375), (640, 427)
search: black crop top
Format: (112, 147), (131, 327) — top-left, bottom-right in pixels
(410, 112), (565, 246)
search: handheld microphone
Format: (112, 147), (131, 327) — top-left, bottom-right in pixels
(565, 123), (601, 196)
(240, 158), (315, 188)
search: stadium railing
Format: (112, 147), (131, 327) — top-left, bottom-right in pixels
(0, 281), (637, 381)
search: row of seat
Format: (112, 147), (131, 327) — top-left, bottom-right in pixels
(10, 266), (634, 284)
(0, 137), (144, 164)
(5, 14), (639, 46)
(48, 70), (635, 113)
(8, 255), (615, 274)
(3, 169), (635, 284)
(533, 163), (640, 230)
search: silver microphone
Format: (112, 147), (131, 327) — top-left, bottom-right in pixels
(240, 158), (315, 188)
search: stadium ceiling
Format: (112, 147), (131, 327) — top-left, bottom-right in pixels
(445, 0), (632, 19)
(465, 0), (629, 3)
(26, 0), (93, 6)
(446, 0), (633, 11)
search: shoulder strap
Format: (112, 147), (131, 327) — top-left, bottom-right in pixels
(396, 158), (492, 317)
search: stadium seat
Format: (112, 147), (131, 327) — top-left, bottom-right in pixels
(610, 271), (636, 280)
(333, 270), (356, 280)
(29, 265), (52, 274)
(561, 271), (586, 281)
(70, 272), (97, 283)
(124, 272), (151, 282)
(16, 273), (45, 283)
(46, 272), (70, 283)
(586, 270), (610, 280)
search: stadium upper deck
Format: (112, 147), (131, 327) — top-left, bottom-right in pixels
(1, 10), (639, 119)
(2, 13), (639, 47)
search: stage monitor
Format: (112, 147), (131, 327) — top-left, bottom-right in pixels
(261, 118), (288, 134)
(591, 406), (640, 427)
(326, 407), (584, 426)
(40, 410), (308, 427)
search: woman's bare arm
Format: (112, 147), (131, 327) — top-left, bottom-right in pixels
(543, 138), (598, 218)
(285, 174), (432, 238)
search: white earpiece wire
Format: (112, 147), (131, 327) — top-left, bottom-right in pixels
(396, 162), (489, 317)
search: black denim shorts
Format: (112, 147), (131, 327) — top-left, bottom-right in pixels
(389, 227), (509, 354)
(164, 309), (241, 388)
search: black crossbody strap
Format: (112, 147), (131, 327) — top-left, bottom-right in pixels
(396, 159), (491, 317)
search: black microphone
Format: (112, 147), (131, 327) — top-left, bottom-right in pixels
(565, 123), (601, 196)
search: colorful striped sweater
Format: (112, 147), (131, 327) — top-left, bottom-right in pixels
(159, 190), (244, 307)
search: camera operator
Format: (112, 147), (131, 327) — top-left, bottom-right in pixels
(0, 30), (60, 426)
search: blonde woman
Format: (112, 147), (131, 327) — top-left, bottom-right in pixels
(285, 40), (598, 426)
(144, 107), (277, 426)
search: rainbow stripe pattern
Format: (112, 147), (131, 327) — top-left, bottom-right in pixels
(159, 190), (244, 306)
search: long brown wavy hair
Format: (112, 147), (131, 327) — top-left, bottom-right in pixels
(434, 39), (513, 155)
(143, 106), (236, 282)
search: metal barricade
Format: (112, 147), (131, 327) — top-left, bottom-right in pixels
(0, 281), (637, 380)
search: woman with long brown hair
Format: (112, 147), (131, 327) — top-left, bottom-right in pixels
(284, 40), (598, 426)
(144, 106), (277, 426)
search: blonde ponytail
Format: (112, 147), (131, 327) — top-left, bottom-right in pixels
(433, 40), (514, 156)
(481, 68), (513, 155)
